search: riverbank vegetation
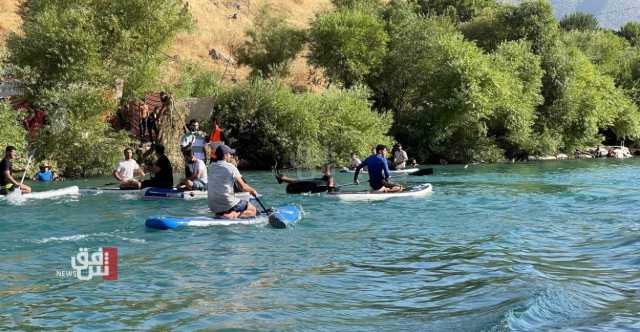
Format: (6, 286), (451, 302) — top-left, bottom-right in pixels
(2, 0), (640, 176)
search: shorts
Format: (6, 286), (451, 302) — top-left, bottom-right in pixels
(218, 200), (249, 215)
(370, 181), (397, 191)
(0, 185), (15, 195)
(192, 179), (207, 190)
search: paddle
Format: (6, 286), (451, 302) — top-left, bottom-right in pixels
(254, 195), (286, 229)
(19, 152), (34, 186)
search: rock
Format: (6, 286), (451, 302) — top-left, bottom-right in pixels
(556, 153), (568, 160)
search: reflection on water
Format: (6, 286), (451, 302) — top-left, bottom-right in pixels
(1, 159), (640, 331)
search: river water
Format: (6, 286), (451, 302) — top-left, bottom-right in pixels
(1, 159), (639, 331)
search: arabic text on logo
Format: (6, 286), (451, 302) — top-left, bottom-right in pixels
(60, 247), (118, 281)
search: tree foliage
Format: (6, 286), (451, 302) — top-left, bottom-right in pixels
(8, 0), (192, 96)
(0, 102), (28, 158)
(31, 84), (132, 177)
(213, 79), (391, 168)
(560, 12), (599, 31)
(412, 0), (498, 22)
(309, 9), (388, 87)
(235, 7), (307, 78)
(619, 22), (640, 47)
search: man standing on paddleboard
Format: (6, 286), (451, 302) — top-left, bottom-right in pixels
(0, 146), (31, 195)
(208, 144), (259, 219)
(354, 144), (403, 193)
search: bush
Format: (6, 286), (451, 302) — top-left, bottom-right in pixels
(0, 101), (28, 159)
(173, 62), (221, 98)
(213, 79), (392, 168)
(235, 7), (307, 78)
(31, 84), (132, 177)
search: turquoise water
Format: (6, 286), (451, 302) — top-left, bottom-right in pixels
(1, 159), (640, 331)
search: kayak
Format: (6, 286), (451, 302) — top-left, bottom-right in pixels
(328, 183), (432, 201)
(145, 204), (303, 230)
(340, 168), (420, 175)
(2, 186), (80, 200)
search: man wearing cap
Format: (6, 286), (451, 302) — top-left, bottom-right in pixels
(1, 146), (31, 194)
(208, 144), (259, 218)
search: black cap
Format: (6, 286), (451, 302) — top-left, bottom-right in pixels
(215, 144), (236, 160)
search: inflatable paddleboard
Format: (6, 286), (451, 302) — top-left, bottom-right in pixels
(142, 187), (208, 200)
(340, 168), (419, 175)
(2, 186), (80, 200)
(328, 183), (432, 201)
(145, 205), (303, 230)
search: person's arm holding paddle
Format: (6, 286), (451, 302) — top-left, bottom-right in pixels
(235, 176), (258, 198)
(353, 159), (366, 185)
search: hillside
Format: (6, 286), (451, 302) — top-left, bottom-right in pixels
(0, 0), (332, 85)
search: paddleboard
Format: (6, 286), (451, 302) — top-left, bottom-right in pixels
(142, 187), (208, 200)
(2, 186), (80, 200)
(145, 205), (303, 230)
(328, 183), (432, 201)
(340, 168), (419, 175)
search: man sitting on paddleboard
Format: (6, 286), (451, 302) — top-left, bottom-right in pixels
(0, 146), (31, 195)
(141, 144), (174, 189)
(354, 144), (403, 193)
(32, 164), (61, 182)
(179, 149), (207, 191)
(275, 164), (336, 192)
(208, 144), (259, 219)
(113, 148), (145, 189)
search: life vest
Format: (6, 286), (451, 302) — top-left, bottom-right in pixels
(210, 125), (222, 143)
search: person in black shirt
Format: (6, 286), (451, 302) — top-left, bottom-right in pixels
(141, 144), (174, 188)
(1, 146), (32, 195)
(275, 164), (336, 193)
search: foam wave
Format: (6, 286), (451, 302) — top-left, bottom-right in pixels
(32, 232), (145, 244)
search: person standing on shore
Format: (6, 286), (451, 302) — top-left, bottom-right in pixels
(0, 146), (31, 195)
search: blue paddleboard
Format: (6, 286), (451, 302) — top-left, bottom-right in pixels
(145, 205), (303, 230)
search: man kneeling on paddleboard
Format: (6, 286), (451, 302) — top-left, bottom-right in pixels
(1, 146), (31, 195)
(141, 144), (174, 189)
(179, 149), (207, 191)
(208, 144), (259, 218)
(113, 148), (145, 189)
(354, 144), (403, 193)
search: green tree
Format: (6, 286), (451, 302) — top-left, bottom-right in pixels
(172, 62), (221, 98)
(309, 9), (388, 87)
(0, 101), (28, 157)
(235, 7), (307, 78)
(213, 79), (391, 168)
(379, 15), (509, 162)
(31, 84), (132, 177)
(490, 40), (544, 154)
(413, 0), (498, 22)
(537, 46), (640, 150)
(619, 22), (640, 47)
(8, 0), (192, 96)
(560, 12), (599, 31)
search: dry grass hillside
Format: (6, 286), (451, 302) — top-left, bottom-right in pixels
(0, 0), (332, 87)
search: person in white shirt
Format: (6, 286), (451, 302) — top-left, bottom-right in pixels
(208, 144), (258, 219)
(179, 149), (208, 191)
(392, 143), (408, 170)
(350, 152), (361, 170)
(180, 119), (207, 161)
(112, 148), (144, 189)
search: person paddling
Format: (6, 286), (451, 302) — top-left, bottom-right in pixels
(179, 149), (207, 191)
(354, 144), (403, 193)
(349, 152), (362, 170)
(208, 144), (258, 219)
(1, 146), (31, 195)
(141, 144), (173, 189)
(113, 148), (145, 189)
